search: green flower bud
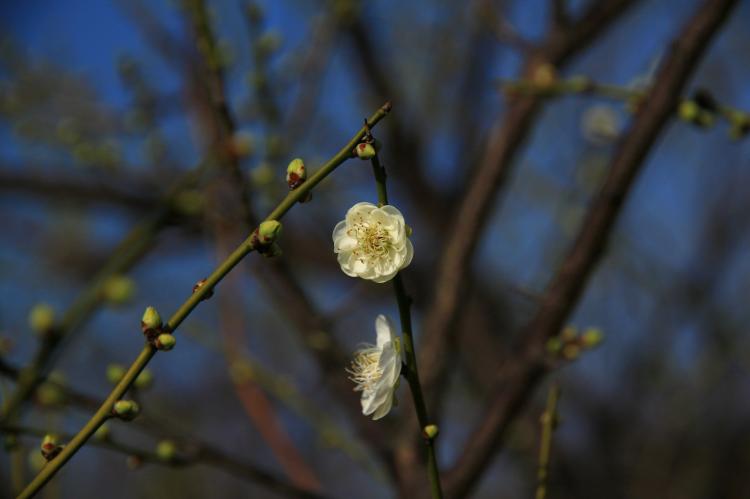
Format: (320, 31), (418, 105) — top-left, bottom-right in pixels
(560, 326), (577, 342)
(29, 303), (55, 336)
(286, 158), (306, 189)
(156, 440), (177, 462)
(103, 275), (136, 305)
(113, 400), (140, 421)
(423, 424), (440, 440)
(257, 220), (282, 245)
(36, 373), (66, 407)
(94, 423), (111, 441)
(250, 162), (275, 187)
(546, 337), (562, 354)
(106, 364), (126, 384)
(41, 434), (58, 449)
(173, 189), (205, 217)
(141, 306), (162, 331)
(256, 31), (282, 57)
(155, 333), (176, 351)
(40, 434), (62, 460)
(228, 131), (255, 158)
(678, 100), (700, 123)
(581, 328), (604, 349)
(531, 62), (557, 89)
(729, 111), (750, 140)
(562, 344), (580, 361)
(134, 369), (154, 389)
(355, 142), (376, 159)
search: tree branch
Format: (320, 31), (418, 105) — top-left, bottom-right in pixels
(444, 1), (738, 497)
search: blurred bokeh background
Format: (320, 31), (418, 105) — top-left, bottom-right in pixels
(1, 0), (750, 497)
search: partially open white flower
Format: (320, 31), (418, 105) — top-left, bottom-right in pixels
(347, 315), (402, 420)
(332, 202), (413, 283)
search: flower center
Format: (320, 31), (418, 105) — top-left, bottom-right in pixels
(348, 221), (390, 263)
(347, 346), (382, 393)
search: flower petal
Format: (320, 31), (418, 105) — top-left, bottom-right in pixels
(401, 239), (414, 269)
(346, 202), (376, 225)
(375, 315), (395, 348)
(371, 393), (394, 420)
(379, 205), (406, 225)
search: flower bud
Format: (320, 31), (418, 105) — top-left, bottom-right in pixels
(581, 328), (604, 349)
(173, 190), (205, 217)
(36, 373), (66, 407)
(113, 400), (140, 421)
(134, 369), (154, 389)
(562, 344), (580, 361)
(678, 100), (700, 123)
(560, 326), (577, 342)
(40, 434), (62, 460)
(250, 162), (274, 187)
(286, 158), (306, 189)
(141, 306), (162, 331)
(256, 31), (282, 57)
(94, 423), (111, 441)
(103, 275), (136, 305)
(545, 337), (562, 354)
(423, 424), (440, 440)
(29, 303), (55, 336)
(355, 142), (376, 160)
(257, 220), (282, 245)
(106, 364), (126, 384)
(156, 440), (177, 462)
(155, 333), (176, 351)
(531, 62), (557, 90)
(228, 131), (255, 158)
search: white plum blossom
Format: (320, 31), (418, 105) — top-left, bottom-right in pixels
(347, 315), (402, 420)
(332, 202), (413, 283)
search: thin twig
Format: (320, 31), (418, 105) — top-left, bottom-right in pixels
(535, 383), (560, 499)
(16, 101), (392, 499)
(367, 147), (443, 498)
(3, 424), (327, 498)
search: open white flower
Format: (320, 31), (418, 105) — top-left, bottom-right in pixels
(347, 315), (402, 420)
(332, 202), (413, 283)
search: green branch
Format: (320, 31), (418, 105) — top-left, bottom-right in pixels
(499, 76), (750, 138)
(4, 423), (326, 499)
(16, 102), (391, 499)
(535, 383), (561, 499)
(368, 148), (443, 498)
